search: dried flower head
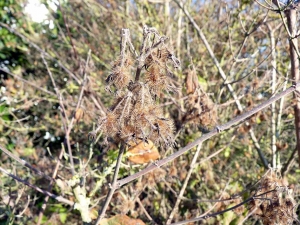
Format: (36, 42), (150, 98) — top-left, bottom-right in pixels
(93, 26), (180, 147)
(184, 88), (218, 128)
(249, 169), (298, 225)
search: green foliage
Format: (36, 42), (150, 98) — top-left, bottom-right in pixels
(0, 0), (28, 68)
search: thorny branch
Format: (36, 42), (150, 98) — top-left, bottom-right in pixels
(118, 83), (299, 187)
(0, 166), (74, 206)
(0, 144), (54, 182)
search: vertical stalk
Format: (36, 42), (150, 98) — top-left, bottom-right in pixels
(267, 24), (279, 169)
(95, 144), (126, 224)
(286, 8), (300, 167)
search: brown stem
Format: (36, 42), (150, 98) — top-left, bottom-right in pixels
(0, 166), (74, 206)
(0, 145), (54, 181)
(286, 8), (300, 168)
(37, 146), (64, 225)
(118, 83), (298, 187)
(95, 143), (126, 224)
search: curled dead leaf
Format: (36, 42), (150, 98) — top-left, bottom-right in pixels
(186, 70), (199, 94)
(74, 108), (84, 122)
(127, 140), (160, 164)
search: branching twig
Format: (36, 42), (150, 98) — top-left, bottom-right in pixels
(175, 0), (269, 168)
(0, 22), (81, 84)
(166, 144), (202, 224)
(0, 145), (54, 182)
(0, 166), (74, 206)
(41, 54), (75, 175)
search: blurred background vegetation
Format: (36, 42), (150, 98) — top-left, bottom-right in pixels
(0, 0), (299, 224)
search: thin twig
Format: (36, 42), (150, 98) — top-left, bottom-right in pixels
(41, 54), (76, 175)
(0, 68), (55, 96)
(169, 189), (277, 225)
(175, 0), (269, 168)
(166, 144), (202, 224)
(0, 145), (54, 181)
(95, 143), (126, 224)
(0, 166), (74, 206)
(136, 197), (156, 223)
(118, 83), (298, 187)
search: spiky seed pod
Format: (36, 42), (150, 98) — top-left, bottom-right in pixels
(131, 108), (149, 132)
(152, 118), (174, 145)
(107, 66), (131, 89)
(145, 65), (168, 98)
(106, 54), (133, 90)
(157, 48), (171, 62)
(111, 54), (133, 69)
(118, 125), (136, 143)
(102, 112), (119, 135)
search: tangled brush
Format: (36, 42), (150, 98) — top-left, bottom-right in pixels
(249, 169), (298, 225)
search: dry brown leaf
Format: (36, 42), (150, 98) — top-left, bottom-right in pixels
(127, 140), (160, 164)
(186, 70), (199, 94)
(99, 214), (146, 225)
(74, 108), (84, 122)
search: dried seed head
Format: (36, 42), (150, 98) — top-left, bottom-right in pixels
(94, 27), (178, 148)
(108, 67), (131, 89)
(184, 89), (218, 128)
(145, 65), (168, 97)
(249, 170), (297, 225)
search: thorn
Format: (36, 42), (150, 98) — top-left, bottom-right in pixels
(216, 126), (223, 133)
(153, 161), (160, 167)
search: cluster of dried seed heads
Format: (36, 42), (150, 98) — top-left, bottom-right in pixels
(249, 170), (298, 225)
(94, 26), (180, 147)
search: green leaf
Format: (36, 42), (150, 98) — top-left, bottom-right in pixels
(0, 105), (8, 114)
(224, 147), (231, 158)
(6, 143), (14, 151)
(2, 115), (10, 121)
(59, 212), (68, 224)
(24, 148), (35, 156)
(223, 204), (236, 225)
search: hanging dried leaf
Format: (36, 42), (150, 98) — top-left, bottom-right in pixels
(74, 108), (84, 122)
(99, 214), (146, 225)
(127, 140), (160, 164)
(186, 70), (199, 94)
